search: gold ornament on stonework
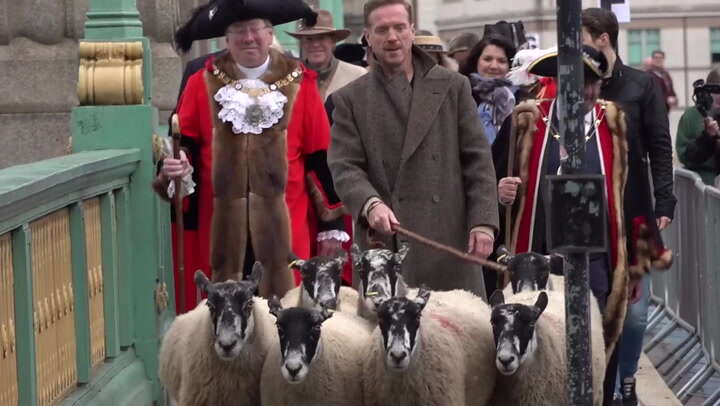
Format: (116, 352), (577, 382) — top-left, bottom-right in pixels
(77, 41), (144, 105)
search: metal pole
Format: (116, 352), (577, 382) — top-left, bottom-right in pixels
(556, 0), (594, 404)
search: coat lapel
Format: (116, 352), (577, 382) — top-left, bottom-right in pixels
(400, 69), (449, 162)
(365, 72), (393, 197)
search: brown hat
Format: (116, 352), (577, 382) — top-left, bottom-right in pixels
(707, 66), (720, 86)
(287, 9), (351, 42)
(447, 32), (480, 56)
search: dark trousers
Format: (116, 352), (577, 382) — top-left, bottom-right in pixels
(588, 254), (620, 406)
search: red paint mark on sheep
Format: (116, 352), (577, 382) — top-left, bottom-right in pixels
(428, 313), (463, 335)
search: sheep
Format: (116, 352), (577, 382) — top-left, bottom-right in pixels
(158, 263), (276, 406)
(496, 249), (565, 295)
(281, 253), (359, 313)
(488, 289), (606, 405)
(260, 297), (373, 406)
(363, 287), (497, 406)
(350, 243), (410, 321)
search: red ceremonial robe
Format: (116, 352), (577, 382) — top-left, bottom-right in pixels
(509, 99), (630, 355)
(171, 57), (332, 313)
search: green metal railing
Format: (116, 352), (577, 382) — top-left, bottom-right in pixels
(0, 150), (173, 406)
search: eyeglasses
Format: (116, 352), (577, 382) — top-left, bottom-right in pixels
(227, 25), (270, 37)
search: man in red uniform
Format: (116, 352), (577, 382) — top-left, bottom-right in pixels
(154, 0), (348, 312)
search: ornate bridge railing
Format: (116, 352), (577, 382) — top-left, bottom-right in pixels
(0, 149), (174, 406)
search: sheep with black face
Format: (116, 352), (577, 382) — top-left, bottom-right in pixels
(351, 243), (409, 321)
(260, 297), (371, 406)
(488, 290), (605, 405)
(281, 253), (359, 313)
(363, 288), (496, 406)
(497, 248), (565, 294)
(158, 263), (276, 406)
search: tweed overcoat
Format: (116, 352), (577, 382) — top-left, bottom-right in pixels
(328, 47), (499, 296)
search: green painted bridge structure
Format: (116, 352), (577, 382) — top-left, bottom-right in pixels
(0, 1), (344, 405)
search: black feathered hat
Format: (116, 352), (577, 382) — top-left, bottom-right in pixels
(528, 45), (609, 81)
(174, 0), (318, 53)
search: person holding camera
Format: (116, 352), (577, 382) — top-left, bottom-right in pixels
(676, 67), (720, 186)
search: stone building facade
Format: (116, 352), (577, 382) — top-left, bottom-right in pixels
(0, 0), (184, 169)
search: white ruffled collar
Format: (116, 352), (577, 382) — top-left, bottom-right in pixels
(214, 78), (288, 135)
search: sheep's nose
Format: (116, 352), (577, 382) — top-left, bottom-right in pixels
(219, 338), (237, 352)
(286, 364), (302, 377)
(390, 350), (407, 363)
(498, 354), (516, 367)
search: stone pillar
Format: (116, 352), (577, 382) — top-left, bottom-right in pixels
(0, 0), (182, 170)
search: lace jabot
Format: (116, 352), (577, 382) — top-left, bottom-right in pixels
(214, 79), (288, 135)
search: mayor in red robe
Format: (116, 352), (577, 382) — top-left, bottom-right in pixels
(154, 0), (347, 313)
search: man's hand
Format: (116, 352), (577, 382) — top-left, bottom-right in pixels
(317, 239), (344, 257)
(498, 177), (522, 205)
(705, 117), (719, 137)
(628, 278), (643, 304)
(467, 230), (494, 259)
(161, 150), (192, 180)
(667, 96), (678, 108)
(367, 202), (399, 235)
(656, 216), (672, 231)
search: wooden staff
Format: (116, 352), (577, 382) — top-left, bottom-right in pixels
(171, 114), (186, 313)
(392, 225), (506, 273)
(500, 120), (519, 288)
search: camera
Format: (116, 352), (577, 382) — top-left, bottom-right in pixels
(692, 79), (720, 119)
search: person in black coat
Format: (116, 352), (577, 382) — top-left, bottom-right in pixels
(582, 8), (676, 405)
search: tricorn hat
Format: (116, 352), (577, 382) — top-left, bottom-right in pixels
(528, 45), (609, 80)
(483, 20), (527, 50)
(174, 0), (318, 53)
(287, 9), (351, 42)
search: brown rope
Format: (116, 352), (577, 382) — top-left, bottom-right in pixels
(392, 225), (507, 273)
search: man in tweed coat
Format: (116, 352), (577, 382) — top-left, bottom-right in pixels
(328, 0), (499, 296)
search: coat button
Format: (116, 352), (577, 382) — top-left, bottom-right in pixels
(432, 194), (440, 203)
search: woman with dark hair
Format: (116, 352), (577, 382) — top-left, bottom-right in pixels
(460, 35), (517, 145)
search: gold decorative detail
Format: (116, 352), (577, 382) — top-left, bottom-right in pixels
(211, 63), (302, 97)
(155, 281), (169, 314)
(84, 198), (106, 367)
(1, 233), (19, 406)
(78, 42), (144, 105)
(31, 210), (77, 404)
(152, 133), (166, 163)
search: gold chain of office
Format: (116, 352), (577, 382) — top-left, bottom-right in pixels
(211, 64), (302, 98)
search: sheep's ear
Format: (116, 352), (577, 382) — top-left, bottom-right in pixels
(547, 254), (564, 274)
(395, 243), (410, 264)
(334, 251), (349, 268)
(534, 292), (548, 317)
(248, 262), (264, 288)
(268, 295), (282, 319)
(194, 271), (211, 294)
(350, 244), (363, 268)
(414, 286), (430, 311)
(395, 274), (409, 298)
(290, 259), (306, 272)
(495, 246), (514, 265)
(489, 290), (505, 307)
